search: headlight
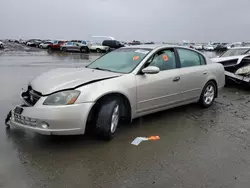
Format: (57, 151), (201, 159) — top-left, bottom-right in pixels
(43, 90), (81, 105)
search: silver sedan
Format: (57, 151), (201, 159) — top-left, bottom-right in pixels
(7, 45), (225, 140)
(60, 42), (90, 53)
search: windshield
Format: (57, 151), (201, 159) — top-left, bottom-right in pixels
(220, 49), (250, 57)
(87, 48), (151, 73)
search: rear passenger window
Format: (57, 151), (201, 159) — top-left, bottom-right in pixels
(177, 48), (203, 68)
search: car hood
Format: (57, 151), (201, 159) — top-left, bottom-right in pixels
(210, 55), (249, 63)
(30, 68), (122, 95)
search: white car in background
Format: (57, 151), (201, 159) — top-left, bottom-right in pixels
(39, 41), (53, 49)
(193, 44), (203, 50)
(87, 42), (110, 53)
(204, 45), (215, 51)
(0, 41), (4, 49)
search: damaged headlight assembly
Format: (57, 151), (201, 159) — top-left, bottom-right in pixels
(43, 90), (81, 105)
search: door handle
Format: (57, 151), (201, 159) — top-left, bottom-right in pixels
(203, 71), (208, 75)
(173, 76), (180, 82)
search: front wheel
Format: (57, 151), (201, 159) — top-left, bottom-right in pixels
(96, 48), (102, 53)
(95, 98), (121, 140)
(199, 81), (216, 108)
(62, 47), (67, 52)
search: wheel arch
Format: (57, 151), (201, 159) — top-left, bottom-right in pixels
(206, 79), (218, 98)
(86, 92), (132, 127)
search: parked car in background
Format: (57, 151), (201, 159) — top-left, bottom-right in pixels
(242, 42), (250, 47)
(214, 44), (227, 51)
(129, 40), (141, 45)
(102, 40), (124, 51)
(216, 47), (250, 58)
(34, 40), (50, 48)
(47, 40), (66, 51)
(144, 42), (155, 44)
(19, 40), (26, 44)
(60, 42), (89, 53)
(26, 39), (40, 47)
(211, 47), (250, 86)
(193, 44), (203, 50)
(39, 41), (53, 49)
(226, 42), (242, 49)
(204, 44), (215, 51)
(6, 45), (225, 140)
(0, 41), (4, 49)
(71, 40), (87, 45)
(87, 42), (110, 53)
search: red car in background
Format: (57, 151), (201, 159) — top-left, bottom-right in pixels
(48, 40), (66, 50)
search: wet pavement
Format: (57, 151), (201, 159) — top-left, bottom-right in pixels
(1, 42), (250, 188)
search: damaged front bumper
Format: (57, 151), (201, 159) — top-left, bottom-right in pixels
(8, 87), (94, 135)
(225, 71), (250, 84)
(9, 103), (93, 135)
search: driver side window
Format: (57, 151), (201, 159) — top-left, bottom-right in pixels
(148, 49), (176, 71)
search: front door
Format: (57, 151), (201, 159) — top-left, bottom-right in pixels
(136, 48), (182, 115)
(72, 42), (80, 51)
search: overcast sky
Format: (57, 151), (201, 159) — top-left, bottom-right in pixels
(1, 0), (250, 42)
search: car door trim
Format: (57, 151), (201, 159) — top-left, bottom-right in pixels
(139, 92), (180, 104)
(137, 96), (198, 114)
(138, 88), (199, 104)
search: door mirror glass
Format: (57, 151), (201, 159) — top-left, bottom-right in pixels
(142, 66), (160, 74)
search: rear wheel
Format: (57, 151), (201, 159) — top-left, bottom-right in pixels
(199, 81), (216, 108)
(80, 46), (89, 53)
(95, 98), (121, 140)
(48, 46), (52, 51)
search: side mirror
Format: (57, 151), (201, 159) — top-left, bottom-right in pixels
(142, 66), (160, 74)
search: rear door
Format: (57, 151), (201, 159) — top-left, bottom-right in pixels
(136, 48), (182, 115)
(176, 48), (208, 101)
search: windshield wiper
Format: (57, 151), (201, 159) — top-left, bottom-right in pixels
(92, 67), (112, 72)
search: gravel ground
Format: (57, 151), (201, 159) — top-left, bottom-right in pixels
(0, 42), (250, 188)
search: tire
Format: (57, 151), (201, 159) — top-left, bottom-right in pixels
(95, 98), (121, 140)
(80, 47), (89, 53)
(199, 81), (216, 108)
(96, 48), (101, 53)
(48, 46), (52, 51)
(62, 47), (67, 52)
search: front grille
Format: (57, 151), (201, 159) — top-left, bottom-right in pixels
(21, 86), (42, 106)
(13, 113), (37, 127)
